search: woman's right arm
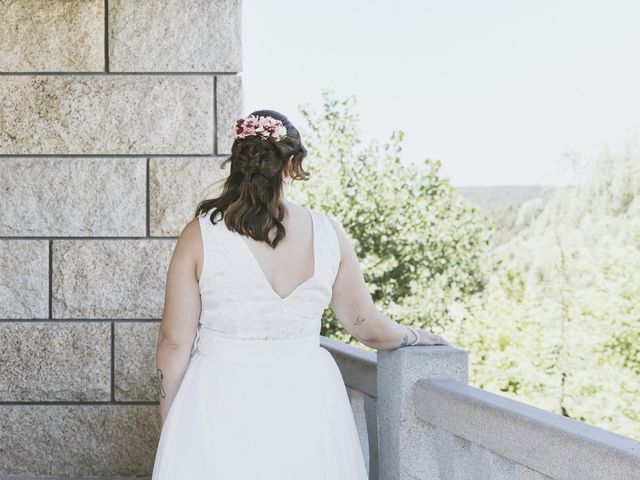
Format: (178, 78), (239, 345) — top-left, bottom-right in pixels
(327, 216), (452, 350)
(155, 218), (203, 423)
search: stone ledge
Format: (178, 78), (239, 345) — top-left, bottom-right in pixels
(414, 378), (640, 479)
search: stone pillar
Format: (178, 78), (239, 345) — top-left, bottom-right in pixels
(0, 0), (242, 476)
(377, 345), (469, 480)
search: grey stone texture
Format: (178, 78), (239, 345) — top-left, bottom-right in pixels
(0, 322), (110, 401)
(149, 157), (229, 236)
(52, 239), (176, 319)
(516, 466), (553, 479)
(0, 405), (161, 477)
(363, 391), (379, 480)
(216, 74), (243, 154)
(0, 158), (146, 237)
(346, 388), (371, 478)
(415, 378), (640, 480)
(0, 0), (104, 72)
(0, 75), (214, 155)
(377, 345), (469, 480)
(0, 240), (49, 319)
(108, 0), (241, 73)
(114, 321), (160, 401)
(416, 426), (538, 480)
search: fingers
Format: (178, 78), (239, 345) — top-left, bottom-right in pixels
(425, 331), (452, 346)
(410, 328), (453, 347)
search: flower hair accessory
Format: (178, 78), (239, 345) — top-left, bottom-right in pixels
(234, 114), (287, 142)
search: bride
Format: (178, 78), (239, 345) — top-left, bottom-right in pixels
(151, 110), (451, 479)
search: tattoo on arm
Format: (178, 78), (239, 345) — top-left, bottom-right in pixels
(398, 333), (409, 348)
(157, 368), (166, 398)
(353, 314), (365, 325)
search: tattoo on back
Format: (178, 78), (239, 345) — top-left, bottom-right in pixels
(353, 315), (365, 325)
(157, 368), (166, 398)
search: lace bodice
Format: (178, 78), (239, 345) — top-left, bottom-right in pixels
(195, 207), (341, 341)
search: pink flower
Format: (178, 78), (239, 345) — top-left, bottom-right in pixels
(233, 115), (287, 142)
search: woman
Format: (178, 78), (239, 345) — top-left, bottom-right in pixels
(151, 110), (452, 479)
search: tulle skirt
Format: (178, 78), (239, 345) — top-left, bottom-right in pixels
(151, 329), (369, 480)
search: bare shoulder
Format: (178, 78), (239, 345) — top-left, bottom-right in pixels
(169, 216), (203, 280)
(179, 216), (202, 247)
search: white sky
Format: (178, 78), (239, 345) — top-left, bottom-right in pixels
(241, 0), (640, 186)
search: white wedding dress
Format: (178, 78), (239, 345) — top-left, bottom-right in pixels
(151, 207), (369, 479)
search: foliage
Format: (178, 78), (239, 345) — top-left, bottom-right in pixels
(288, 90), (492, 346)
(459, 135), (640, 439)
(288, 90), (639, 439)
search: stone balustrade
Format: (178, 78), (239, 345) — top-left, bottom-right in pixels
(323, 338), (640, 480)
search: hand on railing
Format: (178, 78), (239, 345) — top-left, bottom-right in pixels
(365, 318), (454, 350)
(404, 325), (452, 347)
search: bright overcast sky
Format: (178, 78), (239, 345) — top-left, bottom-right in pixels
(241, 0), (640, 186)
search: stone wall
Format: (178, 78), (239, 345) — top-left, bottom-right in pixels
(0, 1), (242, 476)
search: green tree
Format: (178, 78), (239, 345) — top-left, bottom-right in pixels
(289, 90), (492, 346)
(463, 134), (640, 439)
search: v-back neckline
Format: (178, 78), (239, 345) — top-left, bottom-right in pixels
(230, 207), (317, 302)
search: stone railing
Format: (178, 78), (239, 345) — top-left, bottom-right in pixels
(321, 337), (640, 480)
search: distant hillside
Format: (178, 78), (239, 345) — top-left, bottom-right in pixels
(455, 185), (555, 211)
(460, 151), (640, 440)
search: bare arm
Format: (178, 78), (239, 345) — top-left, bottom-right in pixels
(155, 217), (203, 423)
(328, 217), (451, 350)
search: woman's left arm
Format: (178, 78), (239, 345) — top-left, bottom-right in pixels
(155, 217), (203, 424)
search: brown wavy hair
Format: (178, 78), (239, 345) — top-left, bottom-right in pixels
(194, 109), (309, 248)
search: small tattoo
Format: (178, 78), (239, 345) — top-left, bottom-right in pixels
(399, 334), (409, 348)
(353, 315), (365, 325)
(157, 368), (166, 398)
